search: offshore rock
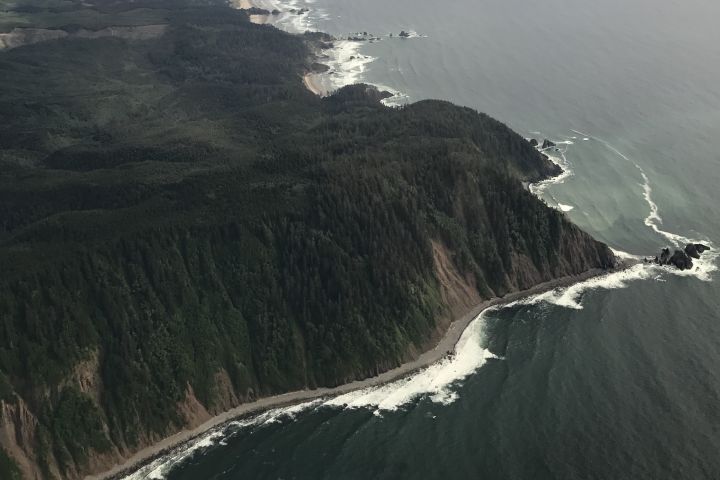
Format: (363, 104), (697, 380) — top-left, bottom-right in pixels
(684, 243), (710, 259)
(654, 244), (708, 270)
(658, 247), (671, 265)
(685, 243), (701, 259)
(669, 250), (693, 270)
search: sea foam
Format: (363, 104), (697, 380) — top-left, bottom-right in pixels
(237, 0), (413, 104)
(122, 310), (499, 478)
(568, 129), (716, 283)
(123, 400), (323, 479)
(529, 149), (573, 197)
(324, 309), (498, 412)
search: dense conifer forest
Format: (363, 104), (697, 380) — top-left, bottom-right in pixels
(0, 0), (614, 477)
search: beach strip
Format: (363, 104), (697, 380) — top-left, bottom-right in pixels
(303, 73), (326, 96)
(234, 0), (275, 25)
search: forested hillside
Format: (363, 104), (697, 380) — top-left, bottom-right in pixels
(0, 0), (614, 477)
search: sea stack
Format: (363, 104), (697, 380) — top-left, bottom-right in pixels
(653, 243), (710, 270)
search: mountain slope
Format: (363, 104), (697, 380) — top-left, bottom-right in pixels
(0, 1), (614, 477)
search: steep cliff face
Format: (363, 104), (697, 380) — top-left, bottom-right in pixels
(1, 397), (44, 479)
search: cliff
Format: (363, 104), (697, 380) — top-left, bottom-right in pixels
(0, 1), (614, 477)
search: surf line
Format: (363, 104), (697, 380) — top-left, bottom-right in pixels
(570, 129), (716, 281)
(570, 129), (708, 245)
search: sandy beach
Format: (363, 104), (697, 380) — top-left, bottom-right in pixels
(234, 0), (331, 96)
(234, 0), (274, 25)
(86, 266), (616, 480)
(303, 73), (327, 96)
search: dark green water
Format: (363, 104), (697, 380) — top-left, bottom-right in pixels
(127, 1), (720, 478)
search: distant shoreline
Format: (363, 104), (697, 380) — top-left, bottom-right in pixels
(87, 266), (620, 480)
(236, 0), (329, 96)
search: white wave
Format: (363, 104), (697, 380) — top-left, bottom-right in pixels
(236, 0), (411, 102)
(638, 171), (699, 247)
(273, 0), (316, 33)
(123, 429), (227, 480)
(664, 248), (718, 282)
(611, 247), (642, 261)
(124, 310), (502, 476)
(123, 400), (322, 480)
(529, 150), (573, 197)
(396, 30), (427, 39)
(558, 203), (574, 212)
(507, 263), (663, 310)
(569, 129), (716, 282)
(324, 40), (377, 90)
(378, 84), (410, 106)
(324, 310), (499, 413)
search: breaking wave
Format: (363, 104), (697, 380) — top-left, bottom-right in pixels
(325, 309), (498, 412)
(124, 310), (500, 479)
(236, 0), (411, 104)
(124, 400), (324, 480)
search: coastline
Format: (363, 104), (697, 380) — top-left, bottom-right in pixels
(85, 4), (626, 480)
(235, 0), (328, 97)
(87, 266), (619, 480)
(234, 0), (392, 100)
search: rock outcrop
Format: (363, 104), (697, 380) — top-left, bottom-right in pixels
(669, 250), (693, 270)
(685, 243), (710, 259)
(653, 243), (710, 270)
(542, 139), (556, 149)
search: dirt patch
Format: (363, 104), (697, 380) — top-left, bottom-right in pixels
(431, 240), (481, 317)
(177, 385), (212, 429)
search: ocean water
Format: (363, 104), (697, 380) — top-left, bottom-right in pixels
(127, 1), (720, 478)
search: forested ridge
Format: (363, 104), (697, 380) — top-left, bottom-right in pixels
(0, 0), (614, 477)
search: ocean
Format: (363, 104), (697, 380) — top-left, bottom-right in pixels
(127, 0), (720, 478)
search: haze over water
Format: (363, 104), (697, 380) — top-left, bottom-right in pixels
(129, 1), (720, 478)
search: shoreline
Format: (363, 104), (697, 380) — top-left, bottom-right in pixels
(236, 0), (329, 97)
(235, 0), (380, 99)
(87, 5), (624, 480)
(303, 72), (327, 96)
(234, 0), (277, 25)
(87, 266), (619, 480)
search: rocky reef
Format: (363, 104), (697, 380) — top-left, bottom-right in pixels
(650, 243), (711, 270)
(526, 138), (557, 150)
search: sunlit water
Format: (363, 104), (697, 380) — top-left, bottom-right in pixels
(127, 1), (720, 478)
